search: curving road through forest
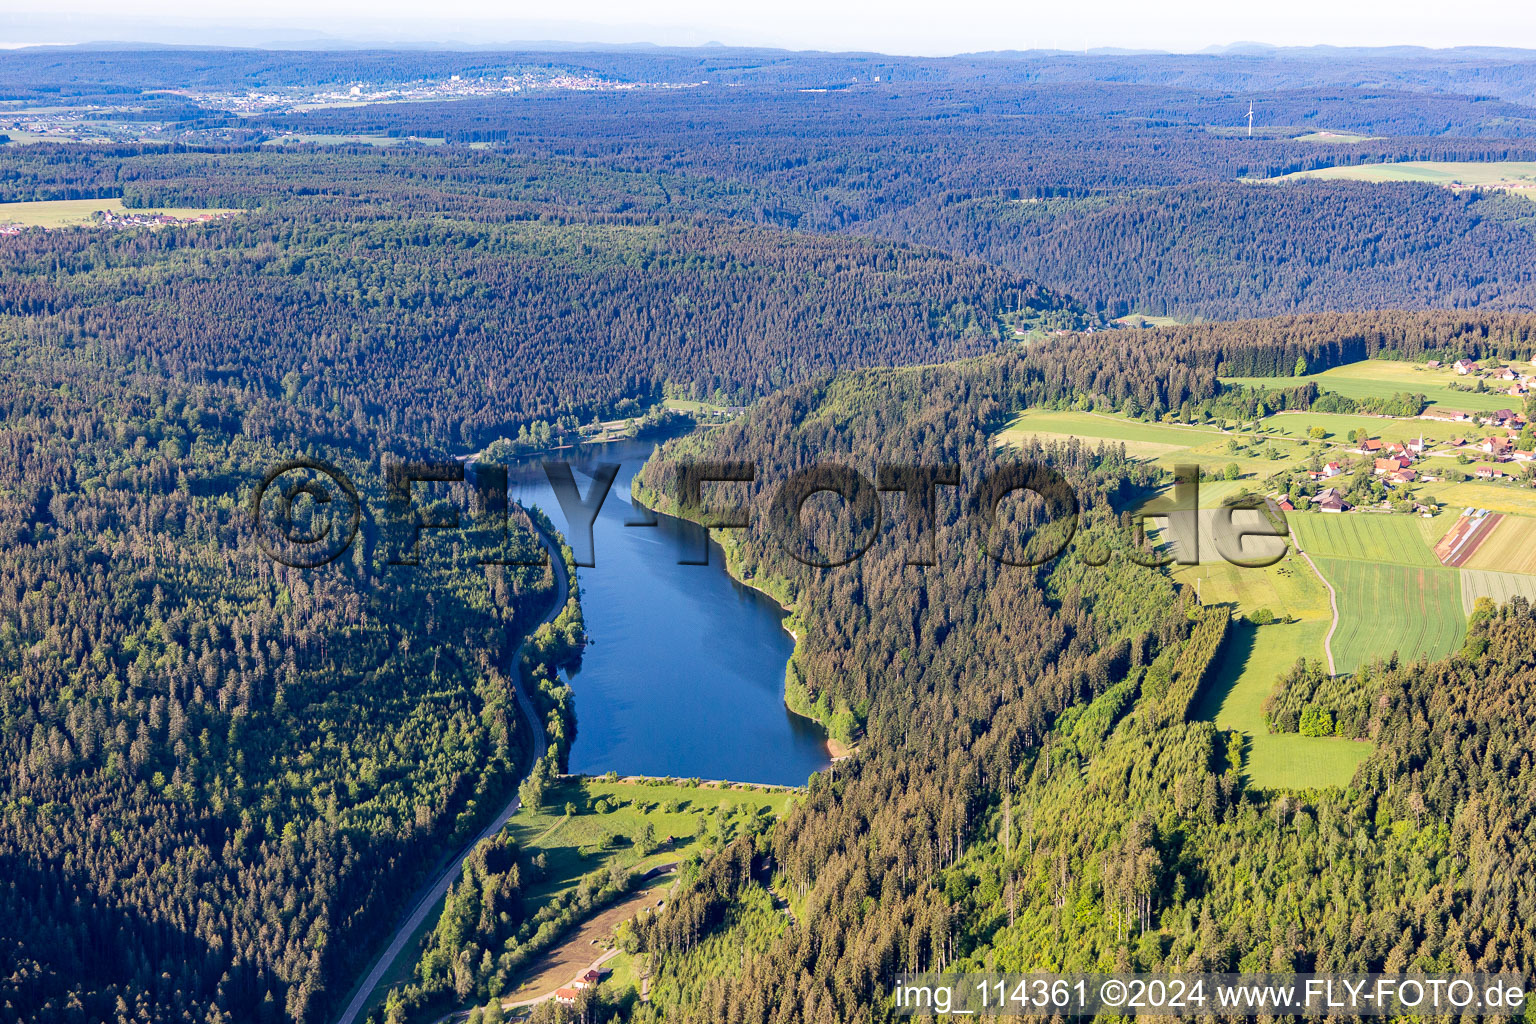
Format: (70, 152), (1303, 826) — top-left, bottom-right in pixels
(332, 521), (570, 1024)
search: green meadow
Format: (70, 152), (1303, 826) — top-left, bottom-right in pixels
(1183, 556), (1372, 790)
(503, 776), (797, 904)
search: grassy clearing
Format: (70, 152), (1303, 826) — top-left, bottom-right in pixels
(661, 398), (716, 414)
(1311, 557), (1464, 674)
(1463, 515), (1536, 574)
(504, 777), (796, 905)
(1290, 513), (1440, 567)
(1224, 359), (1521, 414)
(1257, 410), (1491, 444)
(1292, 130), (1383, 143)
(1182, 555), (1371, 789)
(999, 409), (1217, 449)
(999, 409), (1317, 480)
(0, 197), (238, 228)
(1267, 160), (1536, 194)
(1460, 568), (1536, 613)
(1114, 314), (1187, 328)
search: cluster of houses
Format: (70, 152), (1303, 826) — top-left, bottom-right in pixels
(93, 208), (239, 230)
(1422, 406), (1526, 428)
(1434, 356), (1536, 398)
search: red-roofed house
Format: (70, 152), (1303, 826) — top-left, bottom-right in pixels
(1475, 466), (1506, 480)
(555, 987), (580, 1004)
(1455, 359), (1476, 375)
(1480, 436), (1514, 458)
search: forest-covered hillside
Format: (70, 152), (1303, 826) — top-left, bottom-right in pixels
(623, 316), (1536, 1021)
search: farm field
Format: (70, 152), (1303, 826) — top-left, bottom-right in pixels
(1311, 557), (1464, 674)
(1420, 480), (1536, 518)
(1462, 514), (1536, 575)
(1254, 410), (1482, 443)
(1183, 555), (1372, 789)
(1290, 512), (1441, 567)
(999, 408), (1315, 479)
(1265, 160), (1536, 196)
(1224, 359), (1521, 414)
(1460, 569), (1536, 613)
(0, 197), (239, 227)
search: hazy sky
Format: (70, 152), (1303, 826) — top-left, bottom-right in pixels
(9, 0), (1536, 54)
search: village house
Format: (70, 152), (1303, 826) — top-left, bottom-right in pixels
(574, 969), (603, 989)
(1391, 468), (1417, 483)
(1479, 436), (1514, 458)
(1374, 456), (1411, 474)
(555, 987), (580, 1005)
(1276, 496), (1295, 511)
(1316, 486), (1350, 512)
(1498, 368), (1521, 381)
(1475, 466), (1507, 480)
(1482, 409), (1522, 428)
(1323, 461), (1343, 477)
(1426, 360), (1442, 369)
(1516, 450), (1536, 462)
(1359, 438), (1384, 453)
(1454, 359), (1476, 375)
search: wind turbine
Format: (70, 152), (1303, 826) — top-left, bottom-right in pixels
(1247, 102), (1254, 138)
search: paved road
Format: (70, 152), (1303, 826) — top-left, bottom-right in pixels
(332, 525), (569, 1024)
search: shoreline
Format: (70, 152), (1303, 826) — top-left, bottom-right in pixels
(632, 483), (854, 764)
